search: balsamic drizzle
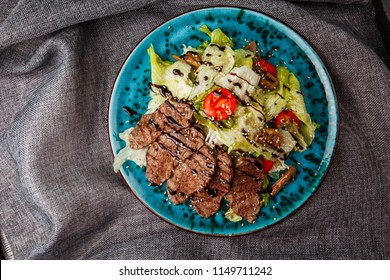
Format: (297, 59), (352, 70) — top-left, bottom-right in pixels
(123, 106), (138, 116)
(148, 83), (173, 98)
(172, 69), (184, 77)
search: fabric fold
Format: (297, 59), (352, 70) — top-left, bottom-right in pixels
(0, 0), (159, 50)
(0, 0), (389, 259)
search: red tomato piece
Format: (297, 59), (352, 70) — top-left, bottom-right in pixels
(203, 88), (237, 121)
(261, 159), (274, 173)
(275, 110), (301, 128)
(253, 58), (277, 76)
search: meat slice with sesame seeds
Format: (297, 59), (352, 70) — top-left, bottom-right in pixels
(146, 127), (205, 186)
(192, 151), (233, 218)
(255, 128), (282, 149)
(224, 156), (264, 223)
(167, 145), (216, 204)
(128, 99), (194, 149)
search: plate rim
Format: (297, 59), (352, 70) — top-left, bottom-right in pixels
(107, 5), (340, 237)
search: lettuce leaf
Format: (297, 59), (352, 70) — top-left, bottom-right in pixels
(224, 208), (242, 222)
(261, 90), (287, 121)
(276, 66), (300, 91)
(279, 129), (297, 154)
(279, 66), (316, 146)
(190, 65), (222, 99)
(198, 25), (235, 74)
(216, 66), (260, 103)
(286, 92), (316, 146)
(202, 44), (235, 74)
(199, 25), (233, 47)
(146, 94), (166, 114)
(148, 45), (193, 100)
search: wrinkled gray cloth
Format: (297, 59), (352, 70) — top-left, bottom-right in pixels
(1, 0), (389, 260)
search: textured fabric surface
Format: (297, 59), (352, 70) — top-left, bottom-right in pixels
(0, 0), (389, 260)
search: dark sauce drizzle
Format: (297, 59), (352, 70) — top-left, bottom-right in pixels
(205, 186), (218, 197)
(148, 118), (160, 130)
(149, 83), (173, 98)
(210, 44), (226, 51)
(173, 69), (184, 77)
(233, 82), (242, 89)
(202, 61), (213, 66)
(158, 142), (180, 161)
(186, 51), (198, 55)
(167, 188), (176, 195)
(123, 106), (138, 116)
(237, 169), (263, 182)
(166, 116), (184, 129)
(254, 160), (263, 170)
(164, 134), (194, 152)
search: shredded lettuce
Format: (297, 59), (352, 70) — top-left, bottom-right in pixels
(234, 105), (264, 134)
(283, 122), (308, 150)
(261, 90), (288, 121)
(286, 92), (316, 146)
(216, 66), (260, 103)
(279, 129), (297, 154)
(202, 44), (235, 74)
(276, 66), (316, 146)
(148, 45), (193, 99)
(197, 25), (235, 74)
(182, 44), (200, 55)
(234, 49), (254, 68)
(269, 159), (290, 175)
(190, 65), (222, 99)
(195, 105), (271, 159)
(224, 208), (242, 222)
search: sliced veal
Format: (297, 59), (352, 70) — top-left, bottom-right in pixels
(192, 151), (233, 218)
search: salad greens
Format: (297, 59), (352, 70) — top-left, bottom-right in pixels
(114, 25), (317, 222)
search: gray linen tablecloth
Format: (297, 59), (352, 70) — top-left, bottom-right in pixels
(0, 0), (389, 259)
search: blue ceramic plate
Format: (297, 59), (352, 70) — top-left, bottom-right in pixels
(108, 7), (338, 236)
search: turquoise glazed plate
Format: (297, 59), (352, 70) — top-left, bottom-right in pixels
(108, 7), (338, 236)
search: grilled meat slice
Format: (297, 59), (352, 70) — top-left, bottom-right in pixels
(146, 141), (176, 186)
(225, 156), (264, 223)
(128, 100), (194, 149)
(172, 52), (202, 69)
(192, 151), (233, 218)
(146, 127), (205, 185)
(255, 128), (282, 148)
(166, 188), (187, 205)
(167, 145), (216, 204)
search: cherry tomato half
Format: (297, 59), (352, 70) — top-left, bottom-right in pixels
(261, 159), (274, 174)
(275, 110), (301, 129)
(203, 88), (237, 121)
(253, 58), (277, 76)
